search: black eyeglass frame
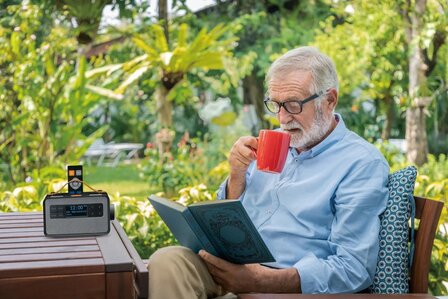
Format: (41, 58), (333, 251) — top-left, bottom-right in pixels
(263, 90), (327, 114)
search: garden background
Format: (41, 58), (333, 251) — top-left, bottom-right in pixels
(0, 0), (447, 295)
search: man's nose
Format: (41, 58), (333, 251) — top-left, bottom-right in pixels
(277, 105), (293, 123)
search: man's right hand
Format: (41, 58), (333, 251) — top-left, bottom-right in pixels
(226, 136), (258, 199)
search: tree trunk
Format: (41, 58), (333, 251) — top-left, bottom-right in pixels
(157, 0), (171, 128)
(156, 85), (172, 128)
(158, 0), (169, 46)
(405, 0), (429, 166)
(406, 105), (428, 166)
(406, 44), (430, 165)
(243, 70), (268, 133)
(381, 94), (394, 140)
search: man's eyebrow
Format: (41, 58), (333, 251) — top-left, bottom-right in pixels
(268, 96), (303, 102)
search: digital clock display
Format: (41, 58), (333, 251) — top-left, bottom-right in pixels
(49, 203), (103, 218)
(65, 204), (88, 217)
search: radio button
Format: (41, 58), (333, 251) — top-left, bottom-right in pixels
(88, 207), (95, 217)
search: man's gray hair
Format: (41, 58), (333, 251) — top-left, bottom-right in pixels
(266, 46), (339, 103)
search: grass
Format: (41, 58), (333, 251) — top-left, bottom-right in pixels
(84, 163), (150, 201)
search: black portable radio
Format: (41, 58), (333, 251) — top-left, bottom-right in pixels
(43, 165), (114, 237)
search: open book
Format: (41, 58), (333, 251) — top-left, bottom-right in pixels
(148, 195), (275, 264)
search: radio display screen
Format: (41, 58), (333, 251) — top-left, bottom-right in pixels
(65, 204), (88, 217)
(49, 203), (104, 218)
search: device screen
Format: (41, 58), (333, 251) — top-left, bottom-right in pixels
(65, 204), (88, 217)
(50, 203), (103, 218)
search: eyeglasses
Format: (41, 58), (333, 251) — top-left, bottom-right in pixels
(264, 90), (326, 114)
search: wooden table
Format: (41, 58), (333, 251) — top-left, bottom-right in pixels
(0, 212), (148, 299)
(238, 294), (437, 299)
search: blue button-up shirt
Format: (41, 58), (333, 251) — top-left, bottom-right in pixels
(217, 114), (389, 293)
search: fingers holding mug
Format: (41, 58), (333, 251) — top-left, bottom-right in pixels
(229, 136), (258, 172)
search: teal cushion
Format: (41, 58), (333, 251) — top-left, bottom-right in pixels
(369, 166), (417, 294)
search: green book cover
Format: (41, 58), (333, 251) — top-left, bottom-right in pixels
(148, 195), (275, 264)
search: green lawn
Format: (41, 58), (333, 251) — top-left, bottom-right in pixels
(84, 164), (150, 201)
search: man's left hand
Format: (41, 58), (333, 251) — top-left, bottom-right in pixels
(198, 250), (267, 293)
(198, 250), (301, 294)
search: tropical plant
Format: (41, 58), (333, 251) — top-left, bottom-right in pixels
(90, 22), (238, 128)
(0, 3), (106, 185)
(55, 0), (110, 45)
(53, 0), (138, 45)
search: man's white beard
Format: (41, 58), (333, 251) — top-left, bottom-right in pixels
(280, 108), (334, 150)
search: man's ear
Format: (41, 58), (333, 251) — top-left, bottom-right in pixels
(325, 88), (338, 112)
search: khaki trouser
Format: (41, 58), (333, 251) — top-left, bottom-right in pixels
(148, 246), (237, 299)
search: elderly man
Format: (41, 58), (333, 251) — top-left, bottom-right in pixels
(147, 46), (389, 298)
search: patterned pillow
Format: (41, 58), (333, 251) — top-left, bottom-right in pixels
(369, 166), (417, 294)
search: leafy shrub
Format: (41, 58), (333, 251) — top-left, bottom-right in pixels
(0, 166), (66, 212)
(375, 141), (407, 169)
(109, 191), (174, 258)
(0, 185), (41, 213)
(111, 184), (215, 258)
(139, 136), (229, 197)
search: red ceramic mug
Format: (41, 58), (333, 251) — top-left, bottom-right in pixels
(256, 130), (291, 173)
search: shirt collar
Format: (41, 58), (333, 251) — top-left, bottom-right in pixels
(290, 113), (348, 159)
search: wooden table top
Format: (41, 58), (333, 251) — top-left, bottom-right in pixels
(0, 211), (149, 299)
(0, 211), (133, 278)
(237, 294), (437, 299)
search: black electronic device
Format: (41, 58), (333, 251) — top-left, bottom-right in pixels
(67, 165), (83, 194)
(43, 165), (114, 237)
(43, 192), (113, 237)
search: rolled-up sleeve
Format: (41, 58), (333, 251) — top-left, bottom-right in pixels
(295, 159), (389, 293)
(216, 178), (229, 200)
(216, 163), (255, 200)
